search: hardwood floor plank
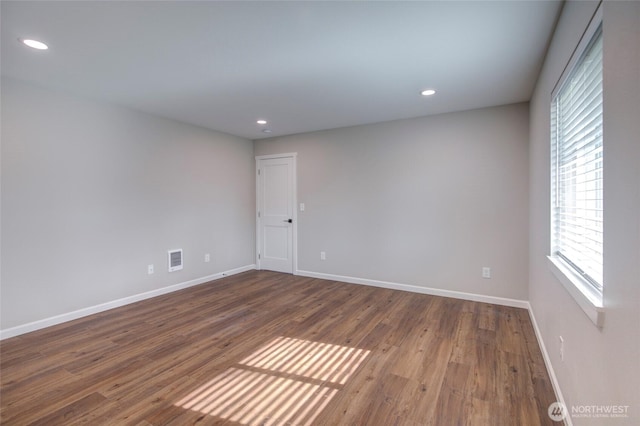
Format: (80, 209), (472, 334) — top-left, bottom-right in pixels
(0, 270), (557, 425)
(430, 362), (473, 426)
(29, 392), (107, 426)
(312, 343), (399, 425)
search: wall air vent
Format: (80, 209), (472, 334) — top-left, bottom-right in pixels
(168, 249), (183, 272)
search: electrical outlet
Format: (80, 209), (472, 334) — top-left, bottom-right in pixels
(300, 203), (305, 211)
(320, 251), (326, 261)
(559, 336), (564, 361)
(148, 264), (154, 275)
(482, 267), (491, 279)
(205, 253), (210, 263)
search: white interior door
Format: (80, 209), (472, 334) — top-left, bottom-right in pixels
(257, 155), (296, 273)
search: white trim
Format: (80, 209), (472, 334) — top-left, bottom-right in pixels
(256, 159), (261, 269)
(255, 152), (298, 161)
(551, 3), (603, 99)
(292, 157), (298, 274)
(0, 264), (256, 340)
(527, 303), (573, 426)
(255, 153), (298, 274)
(547, 256), (605, 327)
(296, 269), (529, 309)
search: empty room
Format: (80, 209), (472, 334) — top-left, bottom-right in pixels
(1, 1), (638, 425)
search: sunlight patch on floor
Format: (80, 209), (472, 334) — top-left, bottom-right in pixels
(175, 337), (370, 425)
(239, 336), (369, 385)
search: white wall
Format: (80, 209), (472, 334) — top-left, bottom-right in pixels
(255, 103), (530, 300)
(529, 1), (640, 424)
(1, 77), (255, 331)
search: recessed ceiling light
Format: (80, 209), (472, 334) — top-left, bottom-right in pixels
(262, 129), (272, 133)
(256, 120), (267, 125)
(19, 38), (48, 50)
(420, 89), (436, 96)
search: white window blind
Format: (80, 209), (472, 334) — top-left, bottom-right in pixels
(551, 24), (603, 292)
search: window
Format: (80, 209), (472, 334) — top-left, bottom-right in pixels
(551, 21), (604, 304)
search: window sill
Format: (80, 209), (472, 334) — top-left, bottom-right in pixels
(547, 256), (605, 328)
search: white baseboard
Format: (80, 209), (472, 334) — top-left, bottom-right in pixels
(295, 269), (529, 309)
(0, 264), (256, 340)
(526, 304), (572, 426)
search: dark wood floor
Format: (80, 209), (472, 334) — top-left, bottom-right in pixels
(1, 270), (557, 425)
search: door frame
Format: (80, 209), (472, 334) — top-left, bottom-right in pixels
(255, 153), (298, 274)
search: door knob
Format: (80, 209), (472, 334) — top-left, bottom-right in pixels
(283, 219), (293, 223)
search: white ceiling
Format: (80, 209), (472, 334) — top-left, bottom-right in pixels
(1, 1), (563, 140)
